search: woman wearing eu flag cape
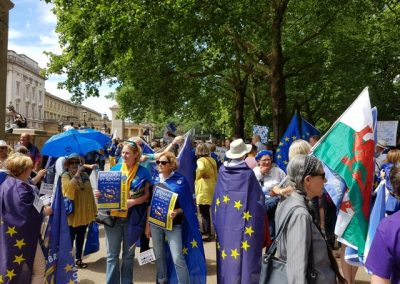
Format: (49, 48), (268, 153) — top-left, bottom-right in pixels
(95, 141), (152, 284)
(145, 151), (206, 284)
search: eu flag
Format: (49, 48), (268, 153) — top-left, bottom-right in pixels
(212, 163), (265, 284)
(275, 113), (320, 172)
(0, 173), (43, 284)
(44, 177), (77, 284)
(177, 130), (196, 197)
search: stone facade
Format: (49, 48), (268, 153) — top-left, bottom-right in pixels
(6, 50), (45, 129)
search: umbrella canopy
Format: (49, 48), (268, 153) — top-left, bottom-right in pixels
(42, 129), (102, 157)
(78, 128), (111, 147)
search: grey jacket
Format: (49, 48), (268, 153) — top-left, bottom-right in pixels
(275, 191), (336, 284)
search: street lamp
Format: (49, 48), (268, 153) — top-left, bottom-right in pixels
(82, 111), (87, 127)
(102, 113), (109, 134)
(58, 120), (63, 132)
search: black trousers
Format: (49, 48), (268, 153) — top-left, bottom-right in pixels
(199, 204), (211, 236)
(69, 225), (88, 260)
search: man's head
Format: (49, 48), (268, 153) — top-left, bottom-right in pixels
(19, 133), (31, 147)
(252, 134), (261, 144)
(309, 135), (320, 147)
(376, 139), (388, 154)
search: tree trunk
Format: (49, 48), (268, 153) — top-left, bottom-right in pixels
(269, 1), (289, 144)
(232, 72), (249, 139)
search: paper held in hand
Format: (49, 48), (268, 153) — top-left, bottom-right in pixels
(148, 184), (178, 231)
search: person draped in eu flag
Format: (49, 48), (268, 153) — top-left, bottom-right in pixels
(94, 141), (152, 284)
(0, 153), (52, 284)
(212, 139), (266, 284)
(145, 151), (206, 284)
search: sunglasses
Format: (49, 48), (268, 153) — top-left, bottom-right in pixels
(313, 172), (325, 179)
(69, 161), (81, 165)
(156, 160), (170, 166)
(0, 147), (7, 150)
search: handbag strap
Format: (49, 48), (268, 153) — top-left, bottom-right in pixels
(266, 205), (302, 256)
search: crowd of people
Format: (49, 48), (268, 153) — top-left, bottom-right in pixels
(1, 130), (399, 284)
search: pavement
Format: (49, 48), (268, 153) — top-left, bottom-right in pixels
(77, 225), (371, 284)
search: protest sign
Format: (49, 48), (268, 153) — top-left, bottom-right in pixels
(97, 171), (127, 210)
(148, 184), (178, 230)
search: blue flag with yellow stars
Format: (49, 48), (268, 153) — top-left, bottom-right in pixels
(275, 113), (320, 172)
(212, 162), (265, 284)
(161, 172), (206, 284)
(0, 173), (43, 284)
(44, 177), (78, 284)
(177, 131), (196, 196)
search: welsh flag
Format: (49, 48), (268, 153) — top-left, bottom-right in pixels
(313, 88), (374, 255)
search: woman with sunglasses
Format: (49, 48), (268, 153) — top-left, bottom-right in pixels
(146, 152), (206, 284)
(62, 153), (97, 269)
(95, 141), (152, 284)
(274, 155), (346, 284)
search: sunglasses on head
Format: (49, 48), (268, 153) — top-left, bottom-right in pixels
(156, 160), (170, 165)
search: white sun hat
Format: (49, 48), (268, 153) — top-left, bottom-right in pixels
(226, 138), (252, 159)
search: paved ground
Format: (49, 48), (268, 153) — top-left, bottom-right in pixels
(77, 225), (371, 283)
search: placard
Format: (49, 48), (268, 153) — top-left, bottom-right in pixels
(138, 249), (156, 266)
(377, 121), (398, 146)
(253, 125), (269, 143)
(148, 184), (178, 231)
(39, 182), (54, 196)
(97, 171), (127, 210)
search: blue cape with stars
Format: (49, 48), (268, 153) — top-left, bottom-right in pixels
(212, 162), (265, 284)
(160, 172), (206, 284)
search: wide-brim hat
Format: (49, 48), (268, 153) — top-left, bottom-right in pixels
(226, 139), (252, 159)
(377, 139), (388, 149)
(64, 153), (84, 167)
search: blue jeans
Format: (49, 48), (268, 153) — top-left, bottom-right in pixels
(150, 224), (190, 284)
(104, 218), (134, 284)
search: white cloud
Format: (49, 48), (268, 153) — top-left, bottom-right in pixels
(38, 2), (57, 24)
(8, 29), (23, 40)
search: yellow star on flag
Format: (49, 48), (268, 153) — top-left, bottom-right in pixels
(245, 226), (255, 237)
(190, 239), (198, 248)
(182, 247), (188, 255)
(284, 137), (290, 142)
(68, 280), (75, 284)
(216, 197), (220, 206)
(0, 274), (3, 283)
(231, 249), (240, 260)
(242, 211), (252, 221)
(221, 250), (227, 260)
(6, 270), (16, 281)
(279, 142), (283, 146)
(284, 160), (288, 165)
(223, 195), (230, 204)
(14, 239), (26, 249)
(6, 226), (17, 237)
(13, 254), (25, 265)
(276, 148), (280, 152)
(292, 136), (297, 140)
(241, 240), (251, 251)
(234, 200), (243, 210)
(216, 242), (220, 250)
(277, 155), (282, 159)
(64, 264), (73, 273)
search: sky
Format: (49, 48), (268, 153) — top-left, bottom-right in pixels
(8, 0), (115, 118)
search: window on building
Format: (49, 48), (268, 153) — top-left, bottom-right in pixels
(25, 104), (29, 117)
(16, 82), (20, 96)
(32, 105), (35, 119)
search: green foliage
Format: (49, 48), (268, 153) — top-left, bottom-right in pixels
(45, 0), (400, 137)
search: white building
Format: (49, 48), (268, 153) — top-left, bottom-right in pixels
(6, 50), (45, 129)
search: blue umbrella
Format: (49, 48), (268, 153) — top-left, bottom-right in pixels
(42, 129), (102, 157)
(78, 128), (111, 147)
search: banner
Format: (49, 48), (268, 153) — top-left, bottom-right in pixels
(148, 184), (178, 230)
(377, 121), (398, 146)
(252, 125), (269, 143)
(97, 171), (127, 210)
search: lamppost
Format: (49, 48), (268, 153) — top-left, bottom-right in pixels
(222, 121), (227, 138)
(101, 113), (109, 134)
(58, 120), (63, 132)
(82, 111), (87, 128)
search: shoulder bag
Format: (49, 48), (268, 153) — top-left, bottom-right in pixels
(259, 205), (318, 284)
(95, 211), (116, 227)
